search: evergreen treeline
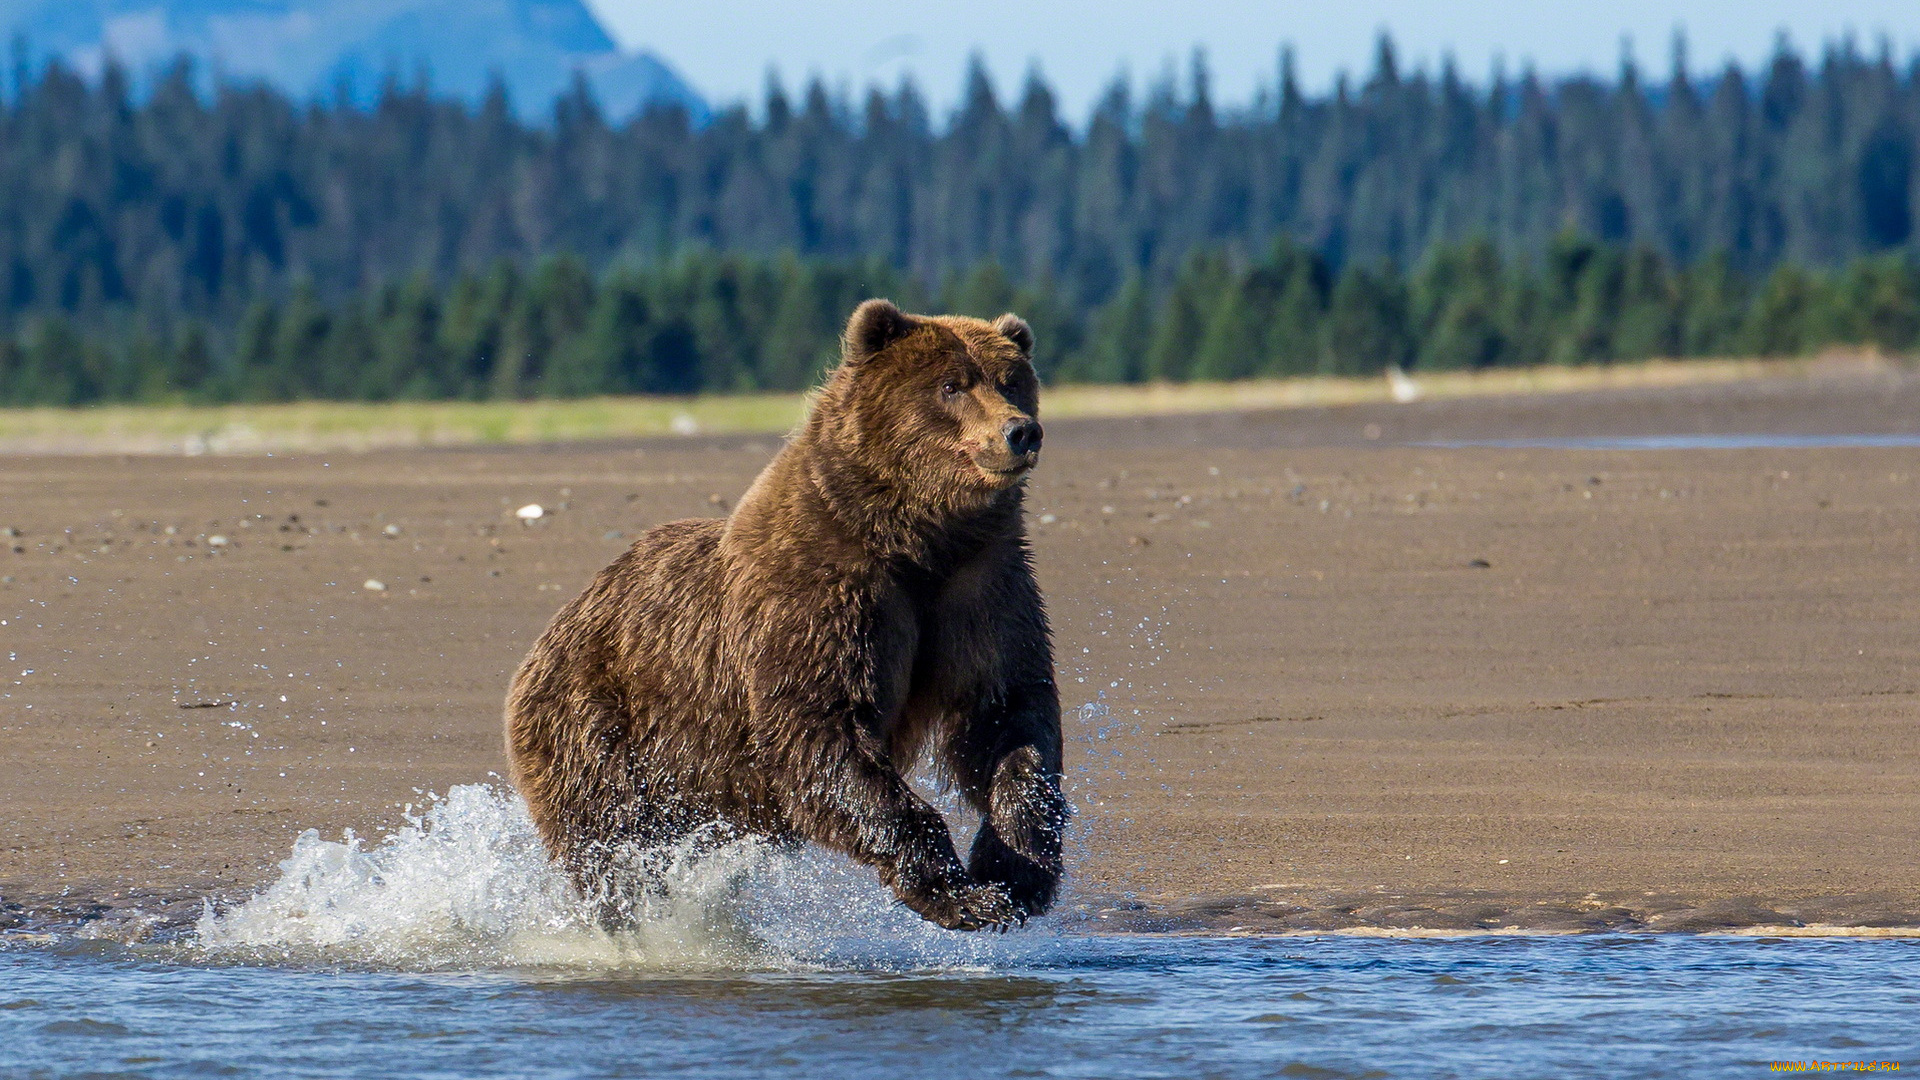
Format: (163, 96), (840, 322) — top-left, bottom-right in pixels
(6, 238), (1918, 406)
(4, 33), (1920, 340)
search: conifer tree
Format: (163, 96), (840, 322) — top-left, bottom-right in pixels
(1679, 252), (1748, 356)
(1146, 252), (1229, 380)
(1192, 267), (1272, 381)
(1064, 276), (1152, 383)
(1742, 264), (1821, 356)
(1263, 242), (1332, 375)
(1321, 262), (1410, 374)
(1413, 239), (1504, 369)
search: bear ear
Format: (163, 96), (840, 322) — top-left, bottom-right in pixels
(992, 313), (1034, 356)
(844, 299), (917, 360)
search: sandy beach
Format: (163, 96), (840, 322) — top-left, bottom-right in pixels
(4, 366), (1920, 936)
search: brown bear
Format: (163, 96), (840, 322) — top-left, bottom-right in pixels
(504, 299), (1067, 931)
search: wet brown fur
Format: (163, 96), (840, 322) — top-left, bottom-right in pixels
(504, 300), (1067, 931)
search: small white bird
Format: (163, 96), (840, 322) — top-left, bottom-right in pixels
(1386, 365), (1423, 404)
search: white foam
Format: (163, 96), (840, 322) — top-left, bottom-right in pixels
(193, 784), (1041, 973)
(193, 697), (1139, 972)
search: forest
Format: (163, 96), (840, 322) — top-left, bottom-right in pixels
(2, 34), (1919, 404)
(5, 236), (1917, 405)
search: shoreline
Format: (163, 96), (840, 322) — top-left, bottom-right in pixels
(0, 355), (1878, 456)
(1072, 890), (1920, 937)
(5, 884), (1917, 944)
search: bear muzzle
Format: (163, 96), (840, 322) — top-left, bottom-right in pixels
(969, 420), (1042, 484)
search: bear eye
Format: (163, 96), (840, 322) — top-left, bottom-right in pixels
(939, 379), (962, 399)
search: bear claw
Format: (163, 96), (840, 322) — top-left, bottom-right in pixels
(900, 881), (1021, 931)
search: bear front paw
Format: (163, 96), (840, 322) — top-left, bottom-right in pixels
(897, 878), (1020, 932)
(968, 822), (1061, 920)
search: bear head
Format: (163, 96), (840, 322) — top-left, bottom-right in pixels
(815, 298), (1043, 510)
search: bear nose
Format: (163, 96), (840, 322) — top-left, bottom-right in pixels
(1003, 418), (1043, 457)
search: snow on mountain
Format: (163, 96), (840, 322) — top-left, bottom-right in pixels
(0, 0), (706, 120)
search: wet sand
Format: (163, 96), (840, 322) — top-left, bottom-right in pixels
(4, 367), (1920, 935)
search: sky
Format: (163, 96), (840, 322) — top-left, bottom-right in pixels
(585, 0), (1920, 121)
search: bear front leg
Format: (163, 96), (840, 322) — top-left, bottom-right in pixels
(958, 685), (1070, 921)
(875, 793), (1022, 932)
(967, 745), (1069, 920)
(745, 602), (1017, 931)
(790, 735), (1020, 931)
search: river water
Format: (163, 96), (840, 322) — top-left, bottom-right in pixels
(3, 786), (1914, 1079)
(5, 932), (1916, 1079)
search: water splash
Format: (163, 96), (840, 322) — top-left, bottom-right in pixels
(195, 785), (602, 968)
(1061, 695), (1147, 905)
(193, 783), (1050, 973)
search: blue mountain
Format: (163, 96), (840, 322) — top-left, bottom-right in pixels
(0, 0), (706, 120)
